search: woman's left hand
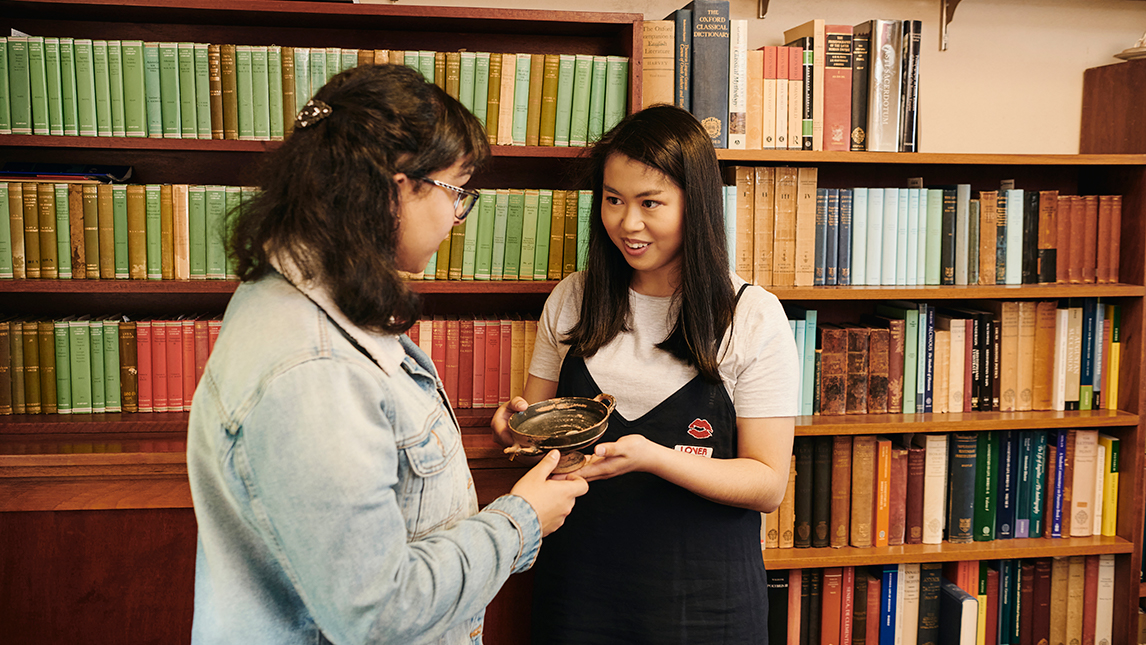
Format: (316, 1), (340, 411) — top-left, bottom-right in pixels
(573, 435), (665, 482)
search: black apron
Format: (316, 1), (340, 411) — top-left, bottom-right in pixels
(530, 285), (768, 645)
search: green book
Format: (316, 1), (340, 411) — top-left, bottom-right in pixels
(89, 321), (105, 413)
(58, 38), (79, 136)
(1029, 430), (1047, 538)
(340, 49), (356, 72)
(158, 42), (181, 138)
(54, 321), (72, 414)
(188, 185), (207, 278)
(553, 54), (576, 147)
(293, 47), (310, 110)
(461, 195), (480, 280)
(92, 40), (113, 137)
(327, 47), (342, 82)
(0, 184), (11, 278)
(474, 189), (496, 280)
(603, 55), (628, 134)
(503, 189), (525, 279)
(176, 42), (197, 138)
(511, 53), (531, 146)
(103, 320), (122, 412)
(458, 51), (476, 114)
(235, 45), (254, 140)
(418, 50), (435, 84)
(491, 189), (509, 280)
(44, 38), (64, 136)
(7, 37), (32, 135)
(519, 189), (539, 280)
(28, 36), (50, 135)
(534, 189), (552, 280)
(143, 42), (163, 138)
(121, 41), (147, 137)
(227, 187), (244, 278)
(194, 43), (211, 139)
(576, 189), (592, 270)
(473, 52), (490, 129)
(68, 320), (93, 414)
(404, 50), (419, 73)
(267, 45), (283, 140)
(973, 430), (997, 541)
(925, 188), (943, 285)
(250, 45), (270, 141)
(586, 55), (607, 144)
(107, 40), (126, 137)
(308, 47), (326, 95)
(0, 38), (9, 133)
(205, 186), (226, 279)
(54, 183), (71, 279)
(145, 184), (162, 279)
(112, 184), (129, 278)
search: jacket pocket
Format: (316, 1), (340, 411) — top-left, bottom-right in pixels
(399, 406), (469, 538)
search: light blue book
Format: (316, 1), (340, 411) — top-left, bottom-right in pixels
(458, 51), (476, 114)
(145, 184), (162, 279)
(896, 188), (909, 285)
(955, 184), (972, 285)
(472, 53), (490, 128)
(576, 190), (592, 271)
(534, 189), (552, 281)
(329, 47), (344, 82)
(925, 188), (943, 285)
(881, 187), (899, 285)
(474, 190), (496, 280)
(0, 184), (12, 278)
(308, 48), (326, 99)
(107, 40), (126, 137)
(792, 318), (805, 408)
(491, 189), (509, 280)
(864, 188), (883, 285)
(553, 54), (576, 147)
(602, 55), (628, 133)
(423, 250), (437, 281)
(850, 187), (867, 286)
(1005, 188), (1023, 285)
(724, 185), (736, 271)
(906, 188), (921, 286)
(340, 49), (356, 72)
(103, 320), (122, 412)
(293, 47), (310, 110)
(511, 53), (531, 146)
(112, 184), (128, 278)
(916, 188), (928, 286)
(54, 184), (71, 279)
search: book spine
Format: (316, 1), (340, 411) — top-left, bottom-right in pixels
(177, 42), (198, 138)
(850, 23), (871, 151)
(727, 19), (747, 150)
(865, 20), (902, 152)
(823, 25), (853, 151)
(59, 38), (79, 136)
(121, 41), (147, 137)
(28, 37), (50, 136)
(689, 0), (730, 148)
(143, 42), (163, 138)
(107, 40), (126, 137)
(158, 42), (181, 138)
(195, 43), (213, 139)
(898, 20), (921, 152)
(672, 9), (692, 111)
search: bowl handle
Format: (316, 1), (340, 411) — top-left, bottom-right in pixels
(593, 393), (616, 416)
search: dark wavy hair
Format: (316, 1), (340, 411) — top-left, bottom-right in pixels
(229, 63), (489, 334)
(562, 104), (735, 382)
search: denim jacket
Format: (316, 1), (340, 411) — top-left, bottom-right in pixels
(187, 271), (541, 645)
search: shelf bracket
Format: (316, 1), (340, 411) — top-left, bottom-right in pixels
(758, 0), (770, 20)
(940, 0), (963, 51)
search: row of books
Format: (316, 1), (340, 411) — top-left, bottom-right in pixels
(763, 429), (1119, 553)
(0, 35), (631, 146)
(652, 2), (921, 152)
(723, 166), (1124, 288)
(766, 556), (1117, 645)
(0, 317), (221, 415)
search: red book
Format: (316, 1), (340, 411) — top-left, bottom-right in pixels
(181, 319), (195, 410)
(165, 320), (183, 412)
(193, 320), (209, 387)
(444, 315), (460, 404)
(1081, 195), (1098, 283)
(839, 567), (855, 645)
(136, 321), (153, 413)
(472, 319), (486, 408)
(1082, 555), (1099, 645)
(1108, 195), (1122, 283)
(1020, 560), (1035, 645)
(151, 320), (168, 412)
(458, 316), (474, 408)
(499, 319), (512, 405)
(1067, 195), (1084, 283)
(822, 25), (853, 151)
(207, 319), (221, 353)
(888, 445), (908, 546)
(820, 567), (843, 645)
(905, 444), (925, 544)
(865, 572), (880, 645)
(430, 315), (446, 379)
(986, 564), (1000, 645)
(1033, 558), (1052, 645)
(485, 316), (501, 408)
(406, 321), (419, 345)
(788, 569), (803, 645)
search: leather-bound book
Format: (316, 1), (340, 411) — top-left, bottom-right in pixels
(849, 435), (876, 548)
(917, 562), (942, 645)
(1049, 557), (1069, 645)
(1106, 195), (1122, 283)
(483, 316), (501, 409)
(1038, 190), (1059, 283)
(95, 184), (114, 279)
(793, 436), (814, 548)
(443, 315), (460, 404)
(67, 183), (84, 279)
(865, 572), (880, 645)
(457, 317), (473, 409)
(819, 324), (847, 415)
(806, 568), (822, 645)
(1020, 560), (1036, 645)
(851, 570), (868, 645)
(1032, 558), (1052, 645)
(986, 564), (1001, 645)
(888, 444), (908, 546)
(905, 443), (926, 544)
(844, 324), (870, 414)
(1064, 556), (1085, 645)
(978, 190), (998, 285)
(820, 568), (844, 645)
(863, 315), (906, 413)
(117, 320), (138, 412)
(36, 183), (58, 279)
(865, 324), (889, 414)
(8, 183), (26, 280)
(1080, 195), (1099, 283)
(219, 44), (238, 140)
(830, 435), (852, 547)
(1056, 194), (1074, 283)
(788, 569), (802, 645)
(21, 320), (41, 414)
(208, 44), (223, 139)
(840, 567), (855, 645)
(1082, 555), (1098, 645)
(1032, 300), (1058, 410)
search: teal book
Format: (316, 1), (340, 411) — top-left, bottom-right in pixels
(194, 43), (211, 139)
(576, 190), (592, 270)
(461, 198), (480, 280)
(250, 45), (270, 141)
(459, 51), (476, 114)
(0, 38), (9, 133)
(924, 188), (942, 285)
(92, 40), (113, 137)
(73, 39), (98, 137)
(28, 36), (50, 135)
(143, 42), (163, 138)
(188, 185), (207, 278)
(491, 189), (510, 280)
(59, 37), (79, 136)
(89, 322), (105, 413)
(121, 41), (147, 137)
(308, 48), (326, 94)
(102, 320), (122, 412)
(68, 320), (93, 414)
(472, 52), (490, 128)
(603, 55), (629, 134)
(292, 47), (309, 111)
(235, 45), (255, 140)
(267, 45), (284, 140)
(158, 42), (181, 138)
(568, 54), (593, 147)
(327, 47), (342, 81)
(0, 184), (11, 278)
(1029, 430), (1047, 537)
(145, 184), (163, 279)
(423, 250), (437, 281)
(474, 189), (496, 280)
(44, 38), (65, 136)
(503, 189), (525, 279)
(511, 53), (530, 145)
(204, 186), (226, 279)
(553, 54), (576, 147)
(7, 37), (32, 134)
(418, 50), (435, 84)
(54, 183), (71, 279)
(1014, 430), (1033, 538)
(519, 189), (539, 280)
(340, 48), (356, 72)
(54, 321), (72, 414)
(107, 40), (126, 137)
(534, 189), (552, 280)
(973, 430), (998, 541)
(112, 184), (129, 278)
(586, 55), (607, 143)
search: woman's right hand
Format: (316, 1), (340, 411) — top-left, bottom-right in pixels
(510, 450), (589, 536)
(490, 396), (530, 449)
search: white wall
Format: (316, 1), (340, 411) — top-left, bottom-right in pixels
(366, 0), (1146, 153)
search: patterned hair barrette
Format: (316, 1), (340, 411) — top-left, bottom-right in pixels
(295, 99), (333, 129)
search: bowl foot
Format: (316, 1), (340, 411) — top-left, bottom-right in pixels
(552, 451), (587, 474)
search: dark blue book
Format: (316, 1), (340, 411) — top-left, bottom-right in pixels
(940, 186), (957, 285)
(825, 188), (840, 285)
(814, 188), (828, 286)
(684, 0), (729, 148)
(946, 432), (977, 544)
(880, 565), (899, 645)
(995, 430), (1017, 539)
(668, 8), (692, 111)
(923, 304), (935, 413)
(838, 188), (853, 285)
(938, 579), (977, 645)
(918, 562), (942, 645)
(1015, 431), (1033, 538)
(1030, 431), (1047, 538)
(1080, 297), (1097, 410)
(1051, 428), (1068, 537)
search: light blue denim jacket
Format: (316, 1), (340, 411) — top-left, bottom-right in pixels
(187, 271), (541, 645)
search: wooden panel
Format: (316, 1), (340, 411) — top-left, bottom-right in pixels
(1081, 59), (1146, 154)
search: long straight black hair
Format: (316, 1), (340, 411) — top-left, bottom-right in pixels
(562, 105), (735, 382)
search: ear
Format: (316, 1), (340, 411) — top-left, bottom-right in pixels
(392, 172), (409, 186)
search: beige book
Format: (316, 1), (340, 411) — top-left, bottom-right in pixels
(1069, 429), (1099, 536)
(1064, 556), (1085, 645)
(641, 20), (674, 109)
(1016, 300), (1036, 411)
(778, 454), (796, 548)
(933, 329), (950, 414)
(793, 166), (818, 286)
(496, 53), (516, 146)
(752, 166), (775, 286)
(771, 167), (798, 286)
(730, 166), (754, 282)
(745, 49), (763, 149)
(998, 301), (1020, 412)
(1049, 556), (1069, 645)
(172, 184), (190, 280)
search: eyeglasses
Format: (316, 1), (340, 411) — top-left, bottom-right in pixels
(417, 177), (480, 223)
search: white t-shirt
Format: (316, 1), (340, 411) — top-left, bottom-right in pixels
(529, 271), (801, 421)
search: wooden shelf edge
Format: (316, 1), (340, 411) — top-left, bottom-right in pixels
(716, 150), (1146, 166)
(762, 536), (1134, 569)
(770, 283), (1146, 300)
(796, 409), (1139, 434)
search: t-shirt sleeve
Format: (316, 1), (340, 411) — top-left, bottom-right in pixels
(727, 286), (801, 418)
(528, 273), (582, 382)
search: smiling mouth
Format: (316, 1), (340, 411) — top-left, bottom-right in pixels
(624, 240), (650, 250)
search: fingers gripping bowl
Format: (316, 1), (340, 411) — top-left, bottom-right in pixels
(504, 393), (616, 474)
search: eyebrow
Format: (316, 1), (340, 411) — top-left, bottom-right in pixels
(602, 184), (665, 199)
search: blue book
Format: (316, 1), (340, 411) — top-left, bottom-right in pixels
(995, 430), (1017, 539)
(837, 188), (853, 286)
(792, 319), (805, 407)
(915, 188), (928, 285)
(1051, 428), (1068, 537)
(1030, 430), (1047, 538)
(896, 187), (909, 285)
(879, 564), (899, 645)
(1093, 301), (1105, 407)
(814, 188), (827, 286)
(684, 0), (730, 148)
(825, 188), (840, 286)
(669, 8), (691, 111)
(851, 187), (867, 285)
(783, 304), (817, 416)
(865, 187), (883, 285)
(1079, 297), (1097, 410)
(1015, 430), (1033, 538)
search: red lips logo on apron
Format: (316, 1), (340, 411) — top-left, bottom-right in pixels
(686, 418), (714, 439)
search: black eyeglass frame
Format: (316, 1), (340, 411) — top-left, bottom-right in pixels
(416, 177), (481, 222)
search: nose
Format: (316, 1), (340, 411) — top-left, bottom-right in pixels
(619, 204), (645, 232)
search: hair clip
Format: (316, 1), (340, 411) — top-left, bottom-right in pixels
(295, 99), (333, 129)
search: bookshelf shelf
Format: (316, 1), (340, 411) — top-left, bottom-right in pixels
(769, 283), (1146, 300)
(795, 409), (1139, 435)
(761, 535), (1134, 569)
(716, 150), (1146, 166)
